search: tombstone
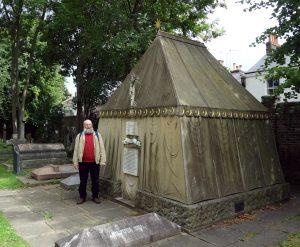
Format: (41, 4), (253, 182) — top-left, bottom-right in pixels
(55, 213), (181, 247)
(13, 143), (69, 171)
(60, 174), (80, 190)
(31, 164), (78, 181)
(98, 31), (290, 230)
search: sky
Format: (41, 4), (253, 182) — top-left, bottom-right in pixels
(206, 0), (277, 71)
(65, 0), (277, 96)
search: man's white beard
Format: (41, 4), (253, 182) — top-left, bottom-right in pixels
(84, 128), (94, 134)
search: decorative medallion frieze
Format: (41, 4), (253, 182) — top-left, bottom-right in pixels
(98, 106), (269, 120)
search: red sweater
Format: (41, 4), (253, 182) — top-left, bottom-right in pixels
(82, 133), (95, 162)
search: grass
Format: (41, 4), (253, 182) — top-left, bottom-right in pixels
(0, 139), (10, 152)
(240, 232), (259, 241)
(0, 165), (24, 189)
(278, 232), (300, 247)
(0, 212), (29, 247)
(42, 211), (53, 221)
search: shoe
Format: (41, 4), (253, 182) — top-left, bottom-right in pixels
(92, 197), (101, 204)
(76, 198), (86, 204)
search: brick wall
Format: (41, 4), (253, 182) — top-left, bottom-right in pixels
(262, 96), (300, 184)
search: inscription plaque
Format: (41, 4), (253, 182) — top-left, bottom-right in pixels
(126, 121), (138, 136)
(123, 147), (138, 176)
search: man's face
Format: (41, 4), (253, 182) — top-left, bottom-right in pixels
(83, 121), (93, 129)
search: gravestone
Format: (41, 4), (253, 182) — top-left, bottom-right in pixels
(55, 213), (181, 247)
(13, 143), (69, 171)
(31, 164), (78, 181)
(60, 174), (80, 190)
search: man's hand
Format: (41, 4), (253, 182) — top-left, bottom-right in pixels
(73, 163), (79, 170)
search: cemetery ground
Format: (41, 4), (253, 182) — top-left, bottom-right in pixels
(0, 158), (299, 246)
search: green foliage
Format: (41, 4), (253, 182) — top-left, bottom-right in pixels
(41, 210), (53, 221)
(0, 36), (11, 121)
(266, 66), (300, 100)
(0, 139), (9, 151)
(0, 165), (23, 189)
(278, 232), (300, 247)
(240, 232), (259, 241)
(45, 0), (225, 116)
(0, 0), (69, 139)
(0, 212), (29, 247)
(241, 0), (300, 99)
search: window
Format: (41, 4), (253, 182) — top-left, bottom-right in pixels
(241, 77), (246, 88)
(267, 79), (279, 95)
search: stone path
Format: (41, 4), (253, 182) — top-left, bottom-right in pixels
(0, 185), (141, 247)
(190, 186), (300, 247)
(0, 185), (299, 247)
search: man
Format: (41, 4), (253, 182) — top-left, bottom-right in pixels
(73, 119), (106, 204)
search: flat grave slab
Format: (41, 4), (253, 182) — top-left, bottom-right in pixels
(55, 213), (181, 247)
(31, 164), (78, 180)
(60, 174), (80, 190)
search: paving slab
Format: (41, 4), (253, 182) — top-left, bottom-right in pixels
(192, 226), (244, 246)
(46, 213), (94, 232)
(17, 176), (62, 186)
(24, 231), (68, 247)
(12, 220), (55, 238)
(191, 186), (300, 247)
(0, 185), (299, 247)
(146, 233), (215, 247)
(0, 185), (142, 247)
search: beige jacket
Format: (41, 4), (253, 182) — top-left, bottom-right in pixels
(72, 131), (106, 166)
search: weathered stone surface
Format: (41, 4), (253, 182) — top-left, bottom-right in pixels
(31, 164), (78, 180)
(99, 178), (122, 197)
(146, 233), (215, 247)
(13, 143), (69, 169)
(18, 143), (65, 153)
(136, 183), (290, 231)
(60, 174), (80, 190)
(55, 213), (181, 247)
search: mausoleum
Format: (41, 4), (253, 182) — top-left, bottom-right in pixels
(97, 31), (289, 230)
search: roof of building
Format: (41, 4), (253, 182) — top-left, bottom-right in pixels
(246, 54), (290, 74)
(102, 31), (266, 112)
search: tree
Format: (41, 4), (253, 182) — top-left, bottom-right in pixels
(0, 0), (68, 140)
(45, 0), (224, 131)
(241, 0), (300, 99)
(0, 35), (11, 124)
(0, 0), (52, 139)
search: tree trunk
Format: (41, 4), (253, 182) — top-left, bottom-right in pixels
(10, 1), (23, 139)
(76, 62), (85, 132)
(11, 35), (18, 139)
(18, 5), (46, 140)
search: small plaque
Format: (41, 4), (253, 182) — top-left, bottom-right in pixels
(123, 148), (138, 176)
(126, 121), (138, 136)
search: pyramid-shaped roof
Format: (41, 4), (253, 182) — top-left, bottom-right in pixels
(102, 31), (266, 112)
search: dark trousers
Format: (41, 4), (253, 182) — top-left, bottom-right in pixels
(78, 162), (100, 199)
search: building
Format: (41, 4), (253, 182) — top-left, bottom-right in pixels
(97, 31), (289, 230)
(62, 96), (77, 117)
(231, 35), (298, 102)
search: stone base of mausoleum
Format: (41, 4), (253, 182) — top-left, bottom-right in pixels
(135, 183), (290, 231)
